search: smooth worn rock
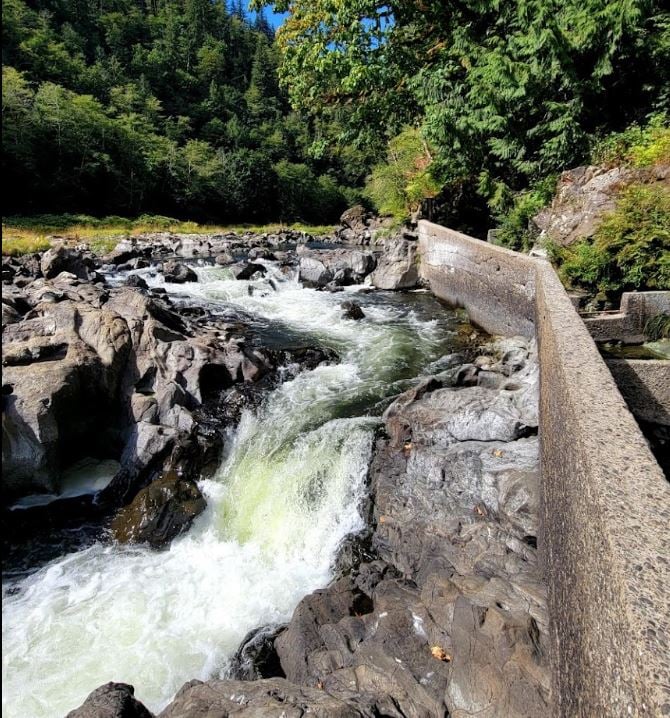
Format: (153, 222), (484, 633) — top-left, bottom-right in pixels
(66, 682), (154, 718)
(110, 470), (206, 548)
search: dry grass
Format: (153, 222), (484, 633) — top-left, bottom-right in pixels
(2, 216), (336, 256)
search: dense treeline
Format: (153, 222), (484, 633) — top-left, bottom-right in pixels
(2, 0), (366, 221)
(259, 0), (669, 234)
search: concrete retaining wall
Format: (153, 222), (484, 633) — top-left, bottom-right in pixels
(605, 358), (670, 425)
(418, 220), (670, 718)
(582, 291), (670, 344)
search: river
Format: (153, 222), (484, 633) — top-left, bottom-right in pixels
(2, 260), (464, 717)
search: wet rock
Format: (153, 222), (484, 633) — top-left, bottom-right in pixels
(231, 261), (267, 280)
(66, 682), (154, 718)
(125, 274), (149, 290)
(110, 470), (206, 549)
(215, 252), (234, 265)
(228, 624), (286, 681)
(161, 260), (198, 283)
(370, 238), (419, 290)
(341, 300), (365, 320)
(244, 336), (550, 717)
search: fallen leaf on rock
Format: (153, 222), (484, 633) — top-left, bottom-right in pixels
(431, 646), (451, 662)
(493, 448), (504, 457)
(379, 515), (387, 524)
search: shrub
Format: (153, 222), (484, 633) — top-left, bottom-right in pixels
(494, 176), (557, 251)
(365, 128), (441, 222)
(591, 113), (670, 168)
(645, 314), (670, 341)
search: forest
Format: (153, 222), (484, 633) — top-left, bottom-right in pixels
(2, 0), (669, 239)
(2, 0), (365, 222)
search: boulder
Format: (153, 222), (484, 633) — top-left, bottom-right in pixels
(66, 682), (153, 718)
(299, 256), (333, 287)
(2, 301), (132, 497)
(231, 261), (267, 280)
(341, 300), (365, 320)
(215, 252), (234, 265)
(370, 238), (419, 290)
(125, 274), (149, 290)
(40, 246), (95, 281)
(340, 204), (370, 233)
(248, 247), (276, 261)
(161, 260), (197, 283)
(227, 624), (286, 681)
(110, 470), (206, 548)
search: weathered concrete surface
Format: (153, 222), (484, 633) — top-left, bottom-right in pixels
(418, 220), (670, 718)
(582, 291), (670, 344)
(419, 224), (536, 337)
(605, 358), (670, 425)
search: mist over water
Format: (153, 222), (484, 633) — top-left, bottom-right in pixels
(2, 262), (461, 717)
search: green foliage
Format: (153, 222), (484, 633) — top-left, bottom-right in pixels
(257, 0), (669, 229)
(1, 0), (362, 222)
(493, 176), (558, 251)
(364, 128), (441, 221)
(556, 184), (670, 300)
(591, 113), (670, 168)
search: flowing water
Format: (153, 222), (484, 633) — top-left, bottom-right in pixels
(2, 261), (464, 717)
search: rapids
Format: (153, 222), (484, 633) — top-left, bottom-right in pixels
(2, 261), (463, 717)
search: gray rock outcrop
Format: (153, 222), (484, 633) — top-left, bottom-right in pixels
(370, 238), (420, 290)
(533, 163), (669, 246)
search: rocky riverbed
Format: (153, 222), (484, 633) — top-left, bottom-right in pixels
(2, 227), (550, 717)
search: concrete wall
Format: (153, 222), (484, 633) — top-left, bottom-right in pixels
(582, 291), (670, 344)
(418, 224), (536, 337)
(605, 358), (670, 425)
(418, 220), (670, 718)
